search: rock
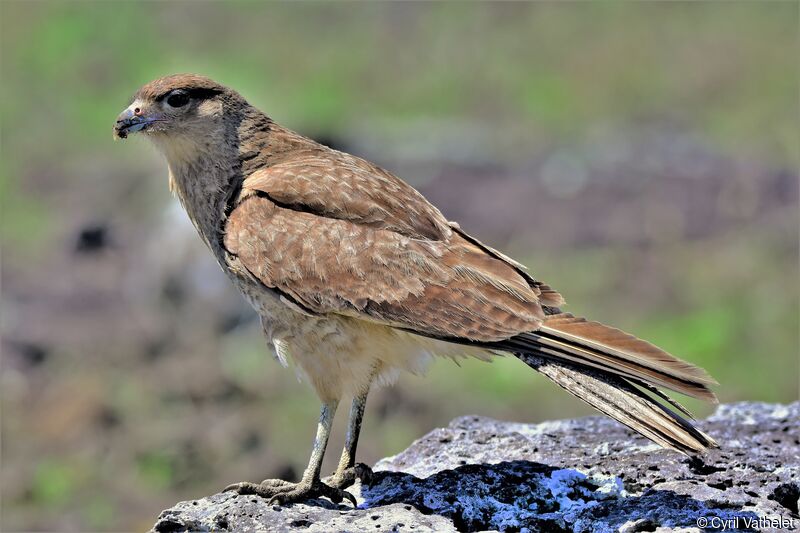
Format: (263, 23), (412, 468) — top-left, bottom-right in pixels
(151, 402), (800, 532)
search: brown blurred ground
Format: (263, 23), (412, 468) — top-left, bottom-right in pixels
(1, 2), (798, 531)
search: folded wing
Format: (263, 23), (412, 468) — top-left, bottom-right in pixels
(224, 193), (547, 341)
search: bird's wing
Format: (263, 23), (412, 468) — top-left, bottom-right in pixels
(224, 189), (548, 341)
(241, 153), (452, 240)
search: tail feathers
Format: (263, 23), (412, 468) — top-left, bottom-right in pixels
(632, 377), (696, 420)
(519, 353), (718, 454)
(510, 313), (717, 403)
(414, 309), (718, 452)
(493, 312), (718, 453)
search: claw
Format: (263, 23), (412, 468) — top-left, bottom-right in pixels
(339, 489), (358, 507)
(267, 493), (285, 506)
(223, 481), (257, 493)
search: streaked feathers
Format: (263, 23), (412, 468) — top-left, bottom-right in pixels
(203, 85), (719, 453)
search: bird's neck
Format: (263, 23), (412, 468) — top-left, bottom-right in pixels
(161, 135), (234, 257)
(158, 108), (315, 259)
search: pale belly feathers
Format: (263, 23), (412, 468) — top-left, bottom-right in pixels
(235, 276), (494, 402)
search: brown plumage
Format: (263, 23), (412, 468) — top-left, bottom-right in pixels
(115, 74), (718, 505)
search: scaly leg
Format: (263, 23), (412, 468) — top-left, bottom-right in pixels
(224, 401), (356, 506)
(325, 390), (374, 489)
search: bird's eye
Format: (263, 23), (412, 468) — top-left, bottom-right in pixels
(166, 91), (190, 108)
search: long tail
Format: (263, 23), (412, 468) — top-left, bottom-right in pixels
(495, 312), (718, 454)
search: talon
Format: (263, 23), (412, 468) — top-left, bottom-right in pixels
(223, 481), (258, 494)
(340, 489), (357, 507)
(321, 482), (358, 507)
(223, 483), (240, 493)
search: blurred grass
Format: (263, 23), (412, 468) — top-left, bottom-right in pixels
(1, 1), (796, 256)
(1, 2), (798, 532)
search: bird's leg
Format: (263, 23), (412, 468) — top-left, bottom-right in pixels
(224, 400), (356, 506)
(325, 390), (374, 489)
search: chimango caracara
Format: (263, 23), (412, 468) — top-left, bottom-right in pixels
(115, 74), (718, 506)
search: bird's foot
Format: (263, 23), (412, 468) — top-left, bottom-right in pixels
(223, 478), (293, 497)
(223, 477), (357, 507)
(324, 462), (374, 490)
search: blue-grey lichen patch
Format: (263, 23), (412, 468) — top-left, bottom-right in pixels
(359, 459), (767, 532)
(151, 402), (799, 532)
(361, 461), (629, 531)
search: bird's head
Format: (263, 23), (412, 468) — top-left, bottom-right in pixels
(114, 74), (238, 148)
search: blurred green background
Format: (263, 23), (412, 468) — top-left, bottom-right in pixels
(1, 2), (798, 531)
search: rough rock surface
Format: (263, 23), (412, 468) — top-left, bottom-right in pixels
(151, 402), (799, 532)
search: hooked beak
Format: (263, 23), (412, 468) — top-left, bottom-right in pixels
(114, 105), (161, 139)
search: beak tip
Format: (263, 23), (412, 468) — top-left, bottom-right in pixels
(114, 107), (138, 140)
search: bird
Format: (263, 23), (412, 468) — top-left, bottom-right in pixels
(114, 74), (718, 506)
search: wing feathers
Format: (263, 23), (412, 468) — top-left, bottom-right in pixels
(224, 196), (546, 341)
(244, 156), (452, 241)
(449, 224), (566, 307)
